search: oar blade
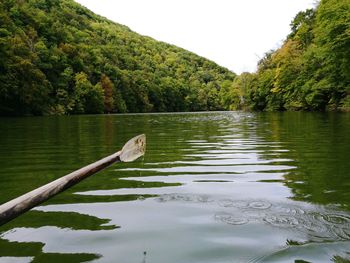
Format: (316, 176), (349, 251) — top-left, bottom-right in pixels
(119, 134), (146, 162)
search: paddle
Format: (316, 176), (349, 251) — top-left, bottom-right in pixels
(0, 134), (146, 226)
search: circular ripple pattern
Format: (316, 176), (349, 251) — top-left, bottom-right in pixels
(217, 199), (249, 208)
(273, 205), (305, 216)
(263, 215), (300, 228)
(217, 199), (272, 209)
(330, 225), (350, 240)
(215, 212), (249, 225)
(217, 199), (234, 207)
(298, 216), (329, 234)
(321, 213), (350, 225)
(231, 200), (250, 208)
(156, 194), (350, 241)
(248, 201), (272, 210)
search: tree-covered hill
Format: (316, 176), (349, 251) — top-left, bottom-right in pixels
(230, 0), (350, 112)
(0, 0), (236, 116)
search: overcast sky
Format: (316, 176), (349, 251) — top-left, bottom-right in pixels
(75, 0), (315, 74)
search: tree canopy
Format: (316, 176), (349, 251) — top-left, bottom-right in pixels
(1, 0), (348, 115)
(0, 0), (236, 115)
(231, 0), (350, 112)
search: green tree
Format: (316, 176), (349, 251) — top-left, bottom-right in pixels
(0, 0), (236, 116)
(241, 0), (350, 112)
(73, 72), (104, 114)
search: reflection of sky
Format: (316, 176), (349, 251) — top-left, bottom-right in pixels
(1, 112), (350, 262)
(4, 197), (350, 262)
(0, 258), (33, 263)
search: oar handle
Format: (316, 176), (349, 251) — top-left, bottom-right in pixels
(0, 134), (146, 226)
(0, 151), (121, 226)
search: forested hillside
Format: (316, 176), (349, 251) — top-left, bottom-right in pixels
(231, 0), (350, 111)
(0, 0), (236, 116)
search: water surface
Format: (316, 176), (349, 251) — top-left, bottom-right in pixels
(0, 112), (350, 262)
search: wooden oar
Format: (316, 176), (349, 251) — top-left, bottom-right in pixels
(0, 134), (146, 226)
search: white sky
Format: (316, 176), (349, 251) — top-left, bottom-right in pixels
(74, 0), (315, 74)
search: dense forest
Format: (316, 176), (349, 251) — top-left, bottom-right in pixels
(1, 0), (349, 116)
(0, 0), (236, 116)
(231, 0), (350, 112)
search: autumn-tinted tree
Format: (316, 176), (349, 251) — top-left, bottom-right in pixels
(100, 74), (114, 113)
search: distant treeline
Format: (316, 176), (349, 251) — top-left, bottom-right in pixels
(0, 0), (236, 116)
(1, 0), (349, 116)
(232, 0), (350, 112)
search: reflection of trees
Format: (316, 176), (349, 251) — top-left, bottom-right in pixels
(256, 112), (350, 208)
(0, 115), (165, 260)
(1, 211), (118, 232)
(1, 112), (349, 261)
(0, 235), (100, 263)
(0, 113), (237, 261)
(0, 211), (112, 261)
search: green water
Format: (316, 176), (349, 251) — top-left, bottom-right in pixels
(0, 112), (350, 263)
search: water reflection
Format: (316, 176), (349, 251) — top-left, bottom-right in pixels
(254, 112), (350, 208)
(1, 112), (350, 262)
(155, 194), (350, 242)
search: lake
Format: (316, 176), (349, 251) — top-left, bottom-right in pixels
(0, 111), (350, 263)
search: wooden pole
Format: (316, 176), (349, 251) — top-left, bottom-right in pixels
(0, 134), (146, 226)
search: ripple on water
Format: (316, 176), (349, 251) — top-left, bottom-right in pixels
(320, 213), (350, 225)
(215, 212), (249, 226)
(309, 212), (350, 240)
(217, 199), (249, 208)
(272, 205), (305, 216)
(217, 199), (273, 210)
(156, 193), (214, 203)
(248, 201), (272, 210)
(298, 216), (329, 234)
(330, 225), (350, 240)
(155, 194), (350, 241)
(263, 215), (300, 228)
